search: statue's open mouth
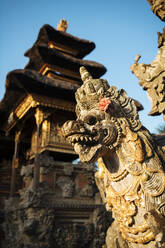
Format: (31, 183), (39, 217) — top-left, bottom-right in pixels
(67, 133), (98, 145)
(62, 118), (118, 163)
(65, 131), (102, 163)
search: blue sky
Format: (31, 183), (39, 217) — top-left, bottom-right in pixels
(1, 0), (165, 133)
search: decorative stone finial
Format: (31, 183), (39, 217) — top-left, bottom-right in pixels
(80, 66), (93, 83)
(57, 18), (68, 32)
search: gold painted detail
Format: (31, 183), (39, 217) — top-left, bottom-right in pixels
(15, 129), (22, 143)
(41, 119), (50, 147)
(57, 18), (68, 32)
(40, 64), (52, 75)
(14, 95), (38, 119)
(6, 93), (75, 133)
(35, 108), (44, 126)
(15, 95), (38, 120)
(40, 63), (81, 80)
(6, 95), (38, 132)
(48, 41), (78, 57)
(46, 71), (81, 85)
(32, 94), (75, 112)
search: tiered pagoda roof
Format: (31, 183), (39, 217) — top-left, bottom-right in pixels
(0, 23), (106, 131)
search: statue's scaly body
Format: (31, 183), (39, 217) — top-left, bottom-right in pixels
(62, 67), (165, 248)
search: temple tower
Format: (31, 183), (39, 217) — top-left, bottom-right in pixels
(0, 21), (111, 248)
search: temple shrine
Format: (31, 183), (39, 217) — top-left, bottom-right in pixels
(0, 20), (112, 248)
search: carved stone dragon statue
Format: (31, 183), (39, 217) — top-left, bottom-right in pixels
(62, 67), (165, 248)
(130, 28), (165, 119)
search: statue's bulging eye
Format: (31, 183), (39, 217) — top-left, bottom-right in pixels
(85, 115), (97, 125)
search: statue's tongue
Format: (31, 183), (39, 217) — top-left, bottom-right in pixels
(74, 142), (102, 163)
(74, 143), (82, 154)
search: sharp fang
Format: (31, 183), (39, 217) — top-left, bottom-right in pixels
(80, 136), (83, 142)
(89, 137), (92, 142)
(85, 137), (88, 142)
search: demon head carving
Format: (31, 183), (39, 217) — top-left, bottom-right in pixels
(62, 66), (141, 163)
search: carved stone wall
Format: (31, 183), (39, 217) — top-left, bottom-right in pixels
(2, 158), (112, 248)
(130, 28), (165, 119)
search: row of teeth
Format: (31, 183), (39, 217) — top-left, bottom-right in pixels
(69, 136), (93, 144)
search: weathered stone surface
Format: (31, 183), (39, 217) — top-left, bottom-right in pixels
(130, 28), (165, 119)
(4, 194), (55, 248)
(147, 0), (165, 21)
(62, 67), (165, 248)
(2, 157), (112, 248)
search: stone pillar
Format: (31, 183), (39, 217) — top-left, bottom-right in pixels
(10, 130), (21, 197)
(33, 108), (43, 191)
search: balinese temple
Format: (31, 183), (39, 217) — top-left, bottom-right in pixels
(0, 20), (112, 248)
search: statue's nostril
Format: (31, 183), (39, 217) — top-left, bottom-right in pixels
(103, 129), (108, 136)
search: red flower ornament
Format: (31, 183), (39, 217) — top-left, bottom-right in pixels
(98, 97), (111, 112)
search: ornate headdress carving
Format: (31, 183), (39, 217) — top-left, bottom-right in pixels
(76, 67), (142, 131)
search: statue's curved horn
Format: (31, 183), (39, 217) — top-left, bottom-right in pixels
(80, 66), (93, 84)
